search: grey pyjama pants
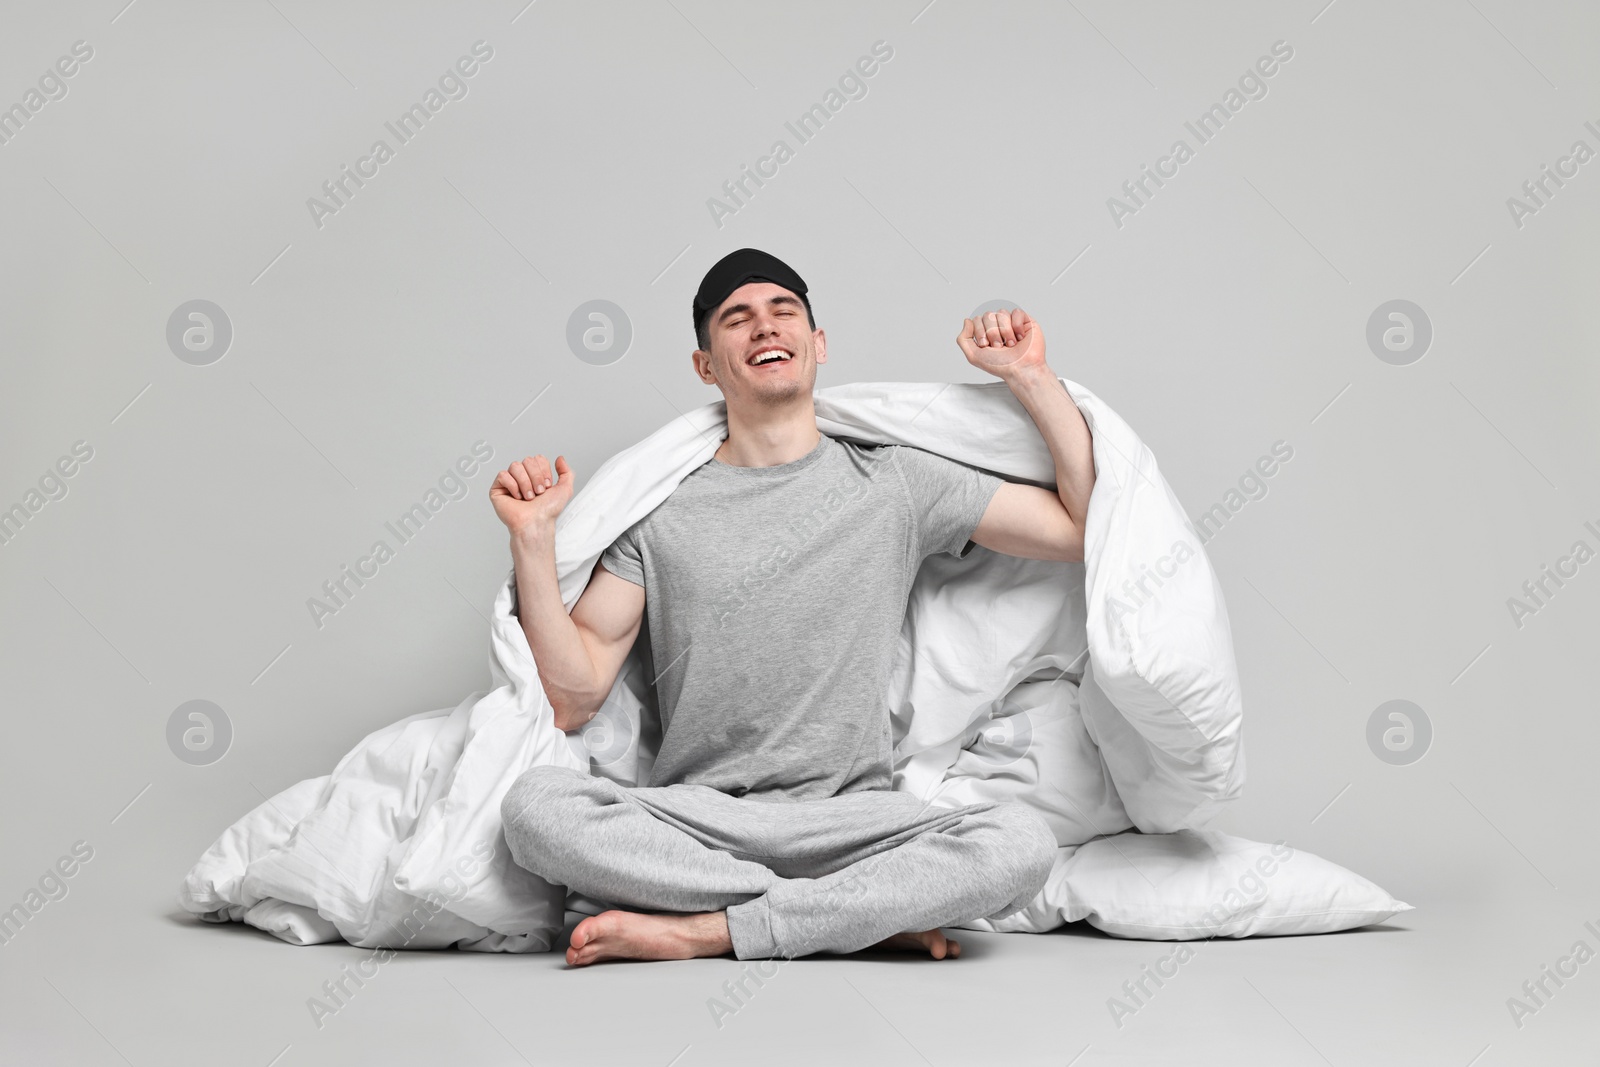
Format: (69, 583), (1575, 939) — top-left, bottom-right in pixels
(499, 765), (1058, 960)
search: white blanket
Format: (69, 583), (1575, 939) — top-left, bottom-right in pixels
(179, 378), (1246, 951)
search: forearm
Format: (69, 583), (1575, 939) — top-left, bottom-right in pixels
(1006, 365), (1095, 528)
(510, 526), (600, 732)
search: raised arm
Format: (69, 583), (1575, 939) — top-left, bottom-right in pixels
(491, 453), (645, 733)
(957, 309), (1095, 563)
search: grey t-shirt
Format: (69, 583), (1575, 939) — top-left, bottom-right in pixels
(599, 433), (1004, 800)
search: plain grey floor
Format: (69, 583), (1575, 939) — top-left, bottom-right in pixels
(1, 846), (1596, 1065)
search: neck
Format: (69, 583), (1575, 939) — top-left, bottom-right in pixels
(716, 400), (821, 468)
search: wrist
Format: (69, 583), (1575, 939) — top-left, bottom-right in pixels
(510, 520), (557, 552)
(1005, 363), (1059, 394)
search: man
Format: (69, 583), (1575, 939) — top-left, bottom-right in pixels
(494, 248), (1095, 966)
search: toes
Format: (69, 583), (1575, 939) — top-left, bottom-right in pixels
(567, 934), (601, 966)
(570, 914), (609, 955)
(925, 929), (960, 960)
(568, 911), (628, 966)
(574, 910), (619, 946)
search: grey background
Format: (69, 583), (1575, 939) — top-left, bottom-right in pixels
(2, 0), (1597, 1064)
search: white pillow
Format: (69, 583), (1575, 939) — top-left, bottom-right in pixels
(1066, 829), (1413, 939)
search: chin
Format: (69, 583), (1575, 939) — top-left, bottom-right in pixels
(750, 378), (808, 403)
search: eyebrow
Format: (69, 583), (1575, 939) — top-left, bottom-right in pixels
(717, 293), (804, 325)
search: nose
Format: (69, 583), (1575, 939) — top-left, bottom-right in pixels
(750, 312), (779, 341)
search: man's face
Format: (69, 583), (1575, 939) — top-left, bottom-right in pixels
(694, 281), (826, 407)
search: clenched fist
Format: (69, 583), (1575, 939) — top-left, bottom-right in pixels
(490, 453), (573, 538)
(958, 307), (1046, 383)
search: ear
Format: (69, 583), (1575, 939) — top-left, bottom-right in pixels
(692, 348), (717, 384)
(813, 327), (827, 365)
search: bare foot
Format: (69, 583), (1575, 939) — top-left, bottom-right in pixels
(566, 910), (733, 966)
(869, 928), (961, 959)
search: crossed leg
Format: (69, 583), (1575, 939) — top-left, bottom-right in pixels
(500, 765), (1057, 965)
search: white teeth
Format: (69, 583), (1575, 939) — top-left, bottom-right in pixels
(751, 351), (790, 365)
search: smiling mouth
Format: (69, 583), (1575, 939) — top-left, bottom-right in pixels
(747, 347), (794, 367)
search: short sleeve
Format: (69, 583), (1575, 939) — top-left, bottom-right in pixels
(891, 445), (1005, 560)
(599, 522), (645, 587)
